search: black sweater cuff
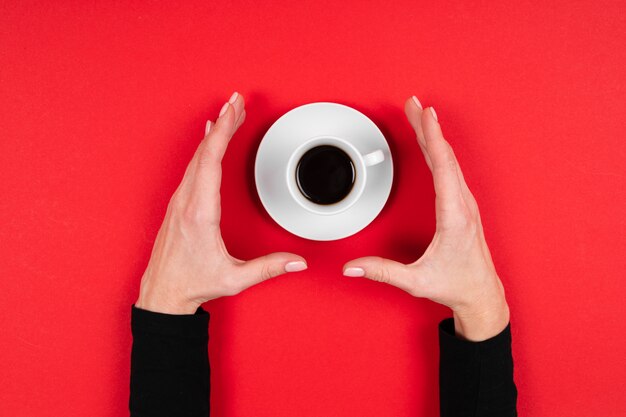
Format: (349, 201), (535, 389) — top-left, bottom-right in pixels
(131, 304), (209, 339)
(438, 318), (517, 417)
(130, 305), (210, 417)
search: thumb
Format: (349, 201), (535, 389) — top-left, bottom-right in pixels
(234, 252), (307, 290)
(343, 256), (416, 295)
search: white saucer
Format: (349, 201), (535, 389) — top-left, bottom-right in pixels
(254, 102), (393, 241)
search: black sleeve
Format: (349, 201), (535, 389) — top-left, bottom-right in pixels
(439, 318), (517, 417)
(129, 305), (210, 417)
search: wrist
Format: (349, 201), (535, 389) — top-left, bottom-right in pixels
(135, 274), (200, 315)
(452, 282), (510, 342)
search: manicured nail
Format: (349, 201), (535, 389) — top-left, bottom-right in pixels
(429, 107), (438, 121)
(228, 91), (239, 104)
(411, 96), (422, 109)
(219, 102), (229, 117)
(343, 267), (365, 277)
(285, 261), (307, 272)
(205, 120), (212, 135)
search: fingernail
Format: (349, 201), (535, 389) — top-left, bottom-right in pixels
(204, 120), (212, 135)
(343, 267), (365, 277)
(228, 91), (239, 104)
(285, 261), (307, 272)
(219, 102), (229, 117)
(411, 96), (422, 109)
(429, 107), (438, 121)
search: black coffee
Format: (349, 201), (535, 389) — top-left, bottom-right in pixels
(296, 145), (355, 205)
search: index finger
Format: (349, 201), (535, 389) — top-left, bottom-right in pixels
(421, 107), (464, 210)
(198, 93), (245, 166)
(175, 95), (247, 224)
(404, 96), (432, 170)
(419, 105), (479, 217)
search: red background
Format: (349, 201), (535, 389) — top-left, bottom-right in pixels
(1, 1), (624, 416)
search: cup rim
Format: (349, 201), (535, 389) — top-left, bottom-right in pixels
(286, 136), (367, 216)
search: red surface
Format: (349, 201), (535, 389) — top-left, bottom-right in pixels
(1, 1), (624, 416)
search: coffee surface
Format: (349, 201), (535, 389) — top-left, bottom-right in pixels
(296, 145), (355, 205)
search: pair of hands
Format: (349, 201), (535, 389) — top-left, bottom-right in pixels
(135, 92), (509, 341)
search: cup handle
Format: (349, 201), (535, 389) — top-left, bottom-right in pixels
(362, 149), (385, 167)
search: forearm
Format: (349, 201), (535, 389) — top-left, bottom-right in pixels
(130, 305), (210, 417)
(438, 317), (517, 417)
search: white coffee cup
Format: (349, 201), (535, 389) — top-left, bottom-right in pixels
(286, 135), (385, 216)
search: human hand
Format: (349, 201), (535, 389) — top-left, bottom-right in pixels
(136, 92), (307, 314)
(343, 97), (509, 341)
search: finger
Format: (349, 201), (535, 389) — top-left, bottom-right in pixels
(178, 95), (244, 223)
(342, 256), (417, 296)
(202, 94), (245, 137)
(421, 108), (479, 216)
(169, 120), (214, 197)
(227, 91), (245, 136)
(202, 100), (238, 163)
(183, 102), (235, 214)
(194, 97), (240, 183)
(404, 96), (426, 146)
(421, 107), (465, 211)
(234, 109), (246, 132)
(446, 140), (480, 215)
(233, 252), (307, 290)
(404, 96), (432, 170)
(195, 91), (245, 166)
